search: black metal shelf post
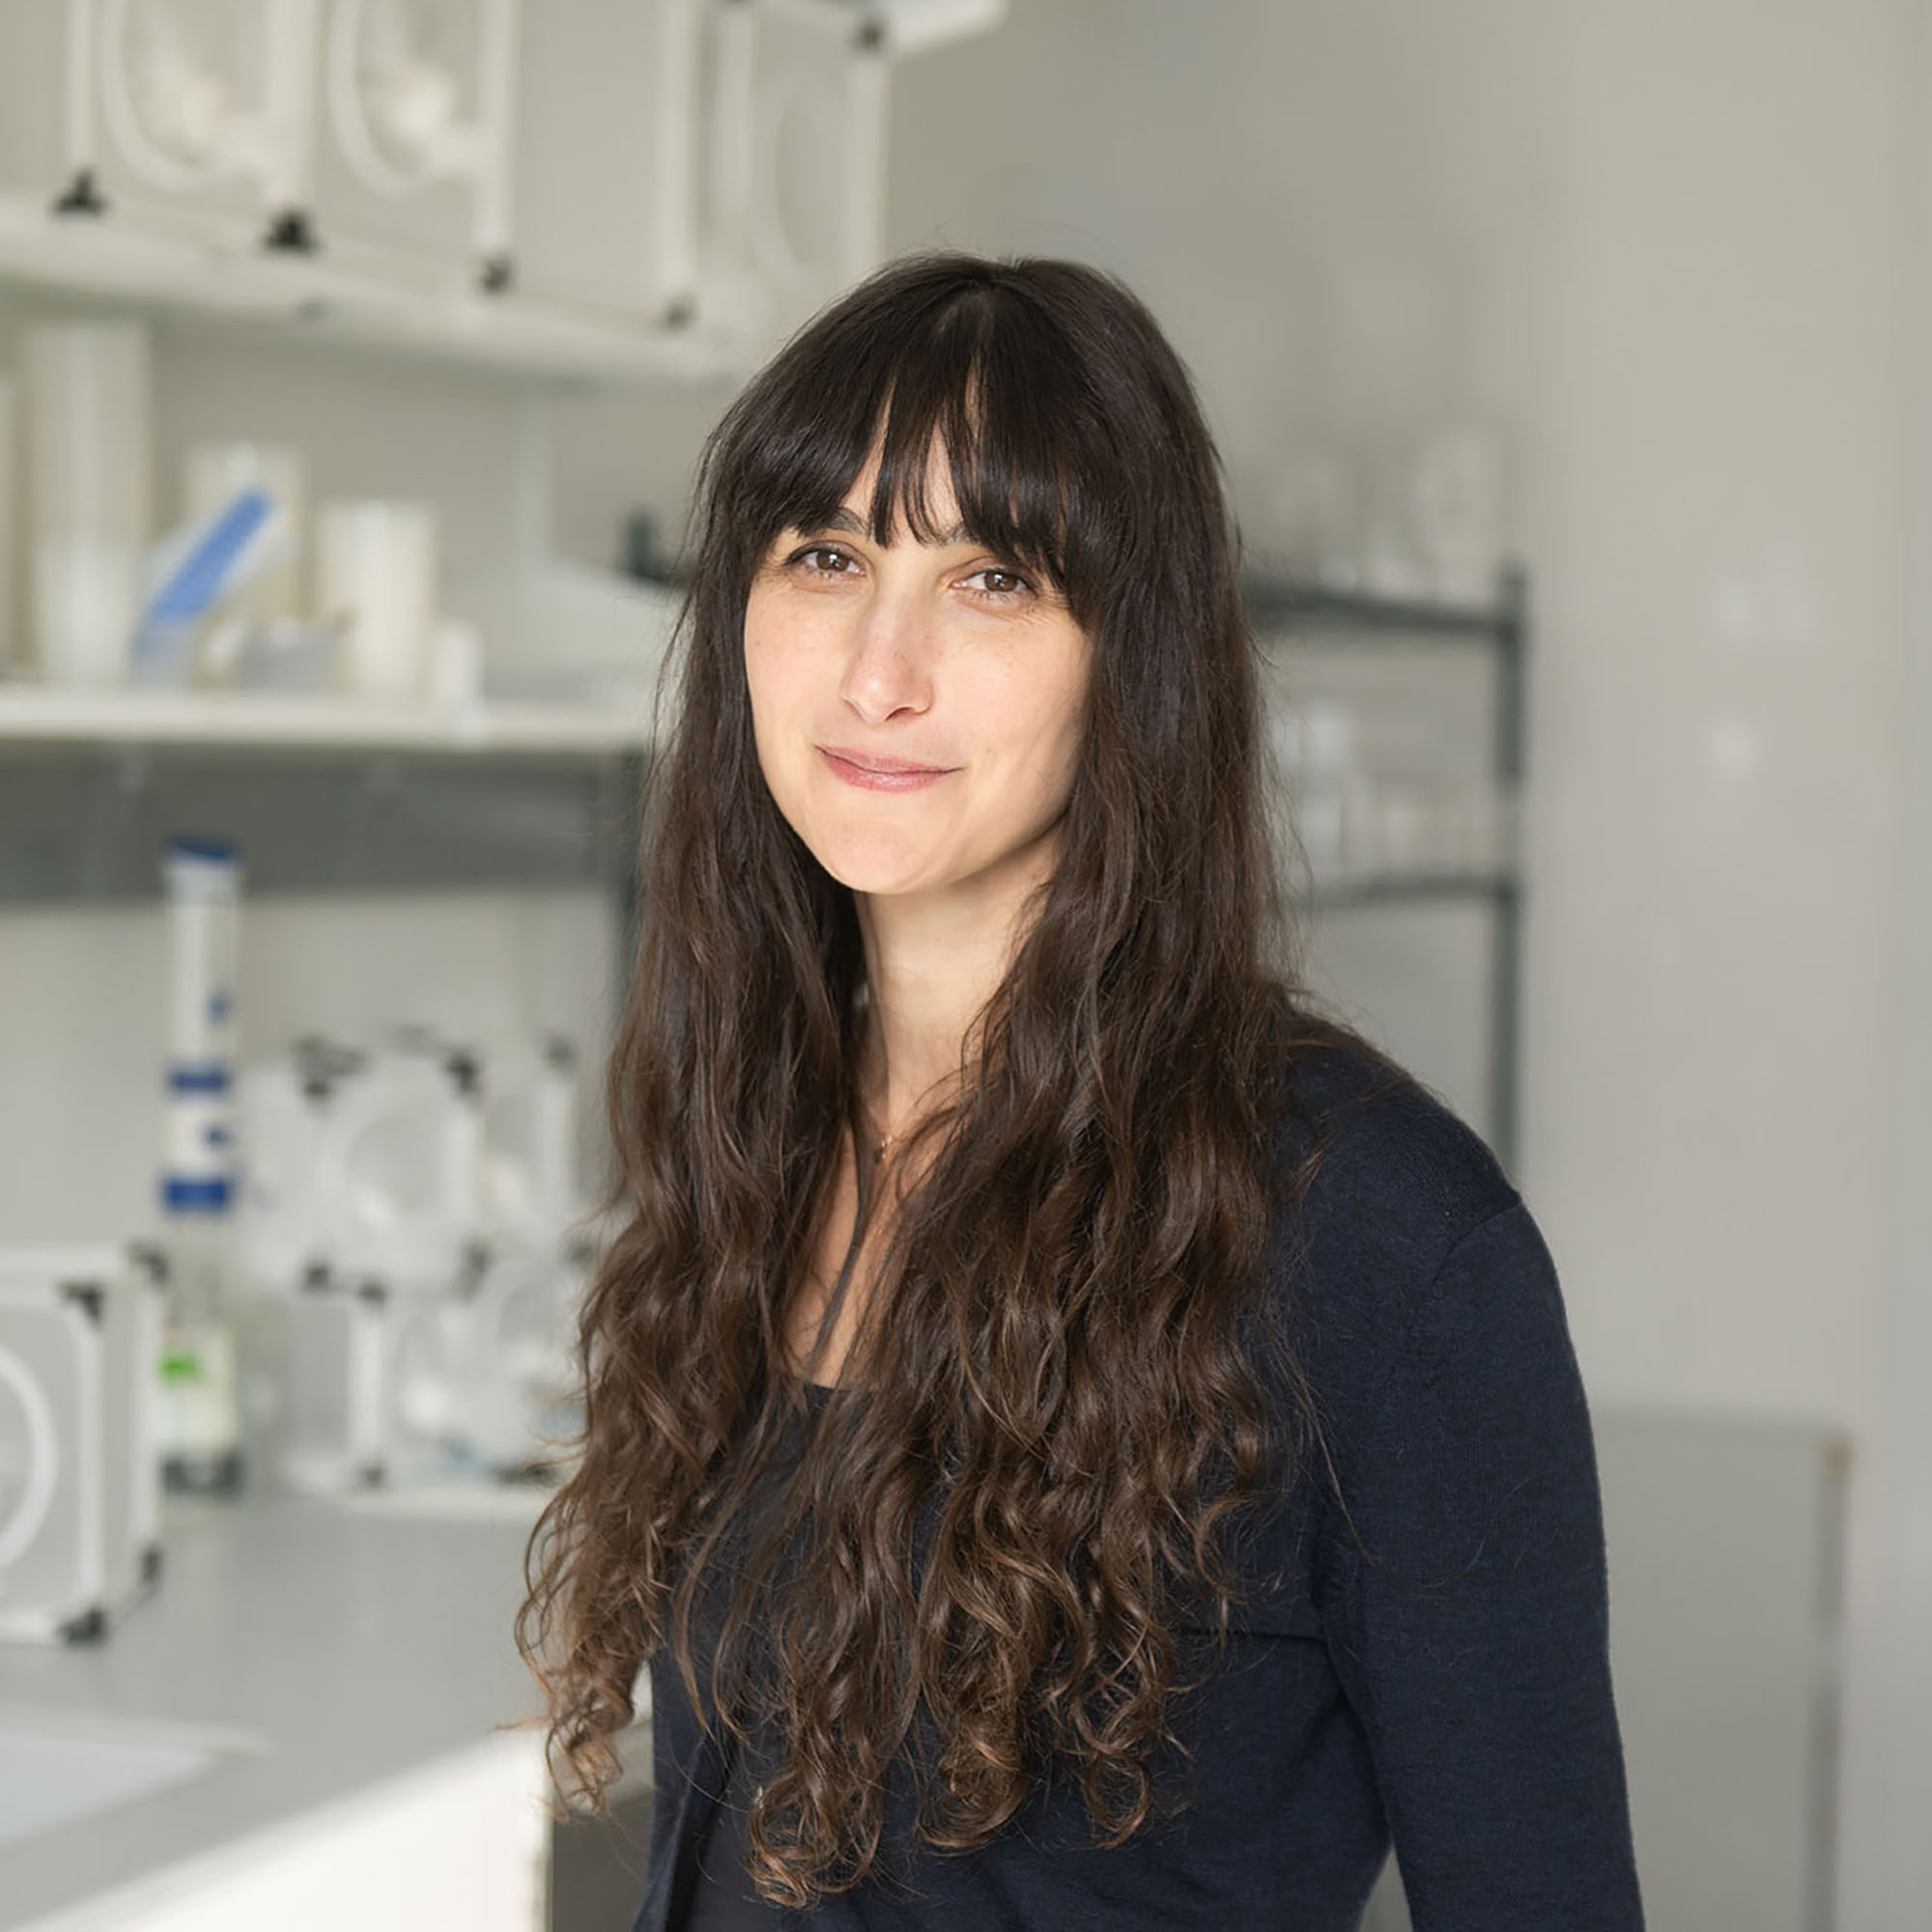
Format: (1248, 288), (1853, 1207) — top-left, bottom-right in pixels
(1244, 565), (1529, 1175)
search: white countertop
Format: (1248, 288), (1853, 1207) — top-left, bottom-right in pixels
(0, 1492), (558, 1929)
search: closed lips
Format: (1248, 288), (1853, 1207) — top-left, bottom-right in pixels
(820, 747), (956, 774)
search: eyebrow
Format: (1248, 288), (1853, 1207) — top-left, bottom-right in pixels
(809, 506), (972, 545)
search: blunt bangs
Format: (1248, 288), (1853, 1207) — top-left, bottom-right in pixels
(720, 266), (1146, 626)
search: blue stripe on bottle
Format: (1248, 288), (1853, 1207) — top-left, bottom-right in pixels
(165, 837), (239, 866)
(162, 1177), (234, 1214)
(166, 1063), (233, 1095)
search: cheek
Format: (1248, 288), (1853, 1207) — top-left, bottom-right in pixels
(743, 650), (796, 815)
(741, 589), (783, 716)
(1010, 648), (1092, 793)
(742, 596), (821, 755)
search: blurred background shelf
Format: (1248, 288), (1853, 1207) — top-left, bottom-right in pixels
(0, 689), (644, 905)
(0, 194), (737, 386)
(1248, 567), (1527, 1174)
(1245, 571), (1526, 644)
(0, 683), (650, 754)
(1306, 868), (1518, 913)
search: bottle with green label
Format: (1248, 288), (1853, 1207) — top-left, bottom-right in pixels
(155, 837), (244, 1494)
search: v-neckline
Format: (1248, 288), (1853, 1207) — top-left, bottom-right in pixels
(801, 1098), (886, 1385)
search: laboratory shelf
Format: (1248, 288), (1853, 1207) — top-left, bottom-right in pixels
(0, 192), (738, 386)
(1306, 869), (1519, 914)
(1248, 566), (1528, 1173)
(0, 683), (649, 755)
(0, 688), (645, 905)
(1244, 573), (1523, 643)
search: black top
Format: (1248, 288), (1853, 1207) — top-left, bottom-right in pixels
(645, 1045), (1646, 1930)
(678, 1122), (883, 1932)
(675, 1386), (833, 1932)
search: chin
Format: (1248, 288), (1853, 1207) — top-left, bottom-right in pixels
(807, 835), (935, 897)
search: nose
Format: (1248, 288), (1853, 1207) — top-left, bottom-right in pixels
(837, 578), (933, 725)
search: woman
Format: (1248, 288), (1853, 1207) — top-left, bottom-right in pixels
(521, 254), (1644, 1931)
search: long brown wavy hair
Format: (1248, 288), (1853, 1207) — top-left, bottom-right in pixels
(518, 253), (1376, 1908)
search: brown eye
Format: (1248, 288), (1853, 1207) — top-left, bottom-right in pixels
(963, 565), (1033, 599)
(781, 543), (863, 585)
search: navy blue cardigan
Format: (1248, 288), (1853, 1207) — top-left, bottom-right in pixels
(632, 1049), (1646, 1929)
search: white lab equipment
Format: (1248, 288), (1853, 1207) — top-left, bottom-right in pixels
(185, 440), (307, 632)
(702, 0), (888, 349)
(236, 1037), (361, 1290)
(24, 320), (153, 688)
(479, 1032), (582, 1245)
(277, 1272), (386, 1492)
(505, 0), (700, 322)
(383, 1281), (469, 1483)
(130, 484), (281, 686)
(241, 1026), (580, 1288)
(313, 0), (709, 317)
(314, 497), (438, 699)
(458, 1237), (584, 1476)
(277, 1272), (469, 1492)
(0, 1245), (163, 1644)
(315, 1030), (482, 1284)
(0, 1), (318, 244)
(313, 0), (519, 284)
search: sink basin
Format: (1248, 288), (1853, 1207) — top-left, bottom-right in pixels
(0, 1714), (251, 1850)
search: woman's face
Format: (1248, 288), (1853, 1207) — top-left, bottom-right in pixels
(744, 452), (1092, 902)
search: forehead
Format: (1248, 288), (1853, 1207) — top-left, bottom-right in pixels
(822, 442), (967, 544)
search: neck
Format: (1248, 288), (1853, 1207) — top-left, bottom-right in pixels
(853, 831), (1061, 1143)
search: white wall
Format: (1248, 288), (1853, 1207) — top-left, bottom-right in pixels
(1888, 6), (1932, 1919)
(873, 3), (1915, 1924)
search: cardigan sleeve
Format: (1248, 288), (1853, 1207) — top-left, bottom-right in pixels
(1317, 1199), (1646, 1930)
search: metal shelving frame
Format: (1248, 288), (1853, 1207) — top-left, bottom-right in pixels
(1245, 566), (1528, 1173)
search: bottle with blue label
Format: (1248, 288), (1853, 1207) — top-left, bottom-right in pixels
(155, 837), (245, 1494)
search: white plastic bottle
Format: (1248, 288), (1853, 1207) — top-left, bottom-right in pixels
(155, 838), (245, 1494)
(25, 320), (152, 687)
